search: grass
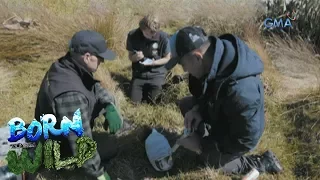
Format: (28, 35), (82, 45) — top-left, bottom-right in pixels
(0, 63), (15, 93)
(0, 0), (319, 179)
(281, 89), (320, 180)
(266, 34), (320, 100)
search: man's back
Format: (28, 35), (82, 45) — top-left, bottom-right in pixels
(34, 53), (97, 123)
(34, 53), (112, 178)
(187, 34), (265, 153)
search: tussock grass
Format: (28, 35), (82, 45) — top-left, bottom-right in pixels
(281, 89), (320, 179)
(188, 0), (264, 37)
(0, 0), (138, 60)
(0, 63), (14, 92)
(265, 0), (320, 47)
(244, 27), (282, 96)
(266, 34), (320, 99)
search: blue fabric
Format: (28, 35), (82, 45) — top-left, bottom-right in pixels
(164, 31), (180, 71)
(168, 30), (265, 153)
(183, 34), (265, 153)
(0, 126), (26, 160)
(206, 34), (265, 153)
(169, 31), (178, 58)
(145, 129), (172, 161)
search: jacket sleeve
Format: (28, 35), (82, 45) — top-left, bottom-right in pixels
(54, 92), (104, 178)
(219, 85), (262, 154)
(94, 83), (116, 107)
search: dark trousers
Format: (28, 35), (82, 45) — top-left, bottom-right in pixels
(130, 76), (164, 104)
(177, 96), (263, 175)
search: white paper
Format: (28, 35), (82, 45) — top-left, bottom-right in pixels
(140, 58), (153, 65)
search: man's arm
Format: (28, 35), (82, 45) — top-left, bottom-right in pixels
(95, 83), (116, 107)
(128, 51), (144, 63)
(152, 52), (171, 66)
(54, 92), (104, 178)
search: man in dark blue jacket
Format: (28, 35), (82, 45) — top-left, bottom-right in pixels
(170, 26), (283, 175)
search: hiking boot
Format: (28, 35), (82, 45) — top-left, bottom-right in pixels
(0, 165), (23, 180)
(261, 150), (283, 174)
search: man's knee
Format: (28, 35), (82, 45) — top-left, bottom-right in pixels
(130, 82), (143, 102)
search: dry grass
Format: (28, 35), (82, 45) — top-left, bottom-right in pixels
(0, 63), (14, 92)
(280, 89), (320, 179)
(244, 26), (282, 97)
(0, 0), (319, 179)
(266, 34), (320, 99)
(188, 0), (264, 37)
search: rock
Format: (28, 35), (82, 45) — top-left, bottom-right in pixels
(2, 14), (39, 30)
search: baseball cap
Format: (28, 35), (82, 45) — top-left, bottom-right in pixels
(145, 128), (174, 171)
(175, 26), (208, 57)
(69, 30), (116, 60)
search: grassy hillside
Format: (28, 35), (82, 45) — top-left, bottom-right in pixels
(0, 0), (319, 179)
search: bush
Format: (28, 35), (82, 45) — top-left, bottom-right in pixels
(264, 0), (320, 48)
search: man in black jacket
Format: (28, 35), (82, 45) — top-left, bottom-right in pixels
(170, 26), (283, 175)
(34, 30), (123, 180)
(126, 14), (171, 104)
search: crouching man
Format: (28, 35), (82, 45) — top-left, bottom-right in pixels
(170, 26), (283, 175)
(34, 30), (124, 180)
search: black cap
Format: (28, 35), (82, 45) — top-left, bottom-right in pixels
(69, 30), (116, 60)
(176, 26), (208, 57)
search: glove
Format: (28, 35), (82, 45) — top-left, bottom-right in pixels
(104, 102), (123, 133)
(97, 172), (111, 180)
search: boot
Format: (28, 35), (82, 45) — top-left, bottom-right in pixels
(260, 150), (283, 174)
(0, 165), (23, 180)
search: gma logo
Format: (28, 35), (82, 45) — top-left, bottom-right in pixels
(264, 18), (293, 29)
(264, 10), (296, 29)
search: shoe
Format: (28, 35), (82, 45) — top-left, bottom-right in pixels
(261, 150), (283, 174)
(0, 165), (23, 180)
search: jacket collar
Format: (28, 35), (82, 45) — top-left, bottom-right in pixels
(59, 52), (99, 90)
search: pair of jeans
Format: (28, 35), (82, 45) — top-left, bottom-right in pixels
(130, 77), (164, 104)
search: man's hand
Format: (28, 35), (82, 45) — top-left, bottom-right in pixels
(184, 105), (203, 131)
(97, 172), (111, 180)
(134, 51), (144, 60)
(176, 132), (202, 154)
(128, 51), (144, 62)
(104, 103), (123, 134)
